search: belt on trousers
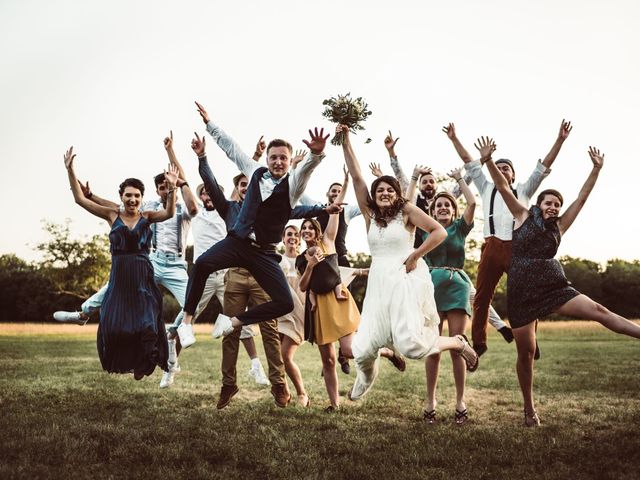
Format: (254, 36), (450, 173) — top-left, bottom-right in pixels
(151, 250), (182, 259)
(246, 239), (278, 252)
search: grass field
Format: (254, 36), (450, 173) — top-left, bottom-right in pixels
(1, 322), (639, 480)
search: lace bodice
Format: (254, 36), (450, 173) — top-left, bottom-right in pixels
(367, 213), (414, 261)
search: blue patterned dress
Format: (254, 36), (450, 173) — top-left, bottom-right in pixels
(507, 206), (579, 328)
(97, 216), (168, 376)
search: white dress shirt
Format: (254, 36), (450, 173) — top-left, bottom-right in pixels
(205, 121), (324, 208)
(191, 207), (227, 261)
(465, 159), (550, 240)
(142, 200), (192, 255)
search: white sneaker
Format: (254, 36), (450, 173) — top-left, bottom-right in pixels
(53, 311), (88, 325)
(177, 323), (196, 348)
(159, 370), (175, 388)
(212, 314), (234, 339)
(249, 363), (269, 385)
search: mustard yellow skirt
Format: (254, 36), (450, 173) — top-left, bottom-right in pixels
(312, 284), (360, 345)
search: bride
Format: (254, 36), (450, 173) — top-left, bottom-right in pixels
(336, 125), (478, 406)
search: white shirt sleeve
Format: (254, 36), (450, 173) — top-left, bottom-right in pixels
(205, 121), (259, 179)
(344, 204), (362, 224)
(288, 152), (325, 206)
(519, 160), (551, 199)
(464, 159), (491, 195)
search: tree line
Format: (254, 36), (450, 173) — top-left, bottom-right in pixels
(1, 221), (638, 323)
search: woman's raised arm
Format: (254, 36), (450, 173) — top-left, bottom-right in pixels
(64, 147), (117, 223)
(557, 147), (603, 235)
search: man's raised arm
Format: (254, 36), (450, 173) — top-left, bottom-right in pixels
(195, 101), (258, 179)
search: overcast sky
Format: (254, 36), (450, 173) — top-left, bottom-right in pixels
(2, 0), (639, 263)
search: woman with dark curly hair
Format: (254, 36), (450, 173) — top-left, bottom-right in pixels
(335, 125), (478, 406)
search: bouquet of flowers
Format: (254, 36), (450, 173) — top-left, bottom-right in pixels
(321, 93), (372, 145)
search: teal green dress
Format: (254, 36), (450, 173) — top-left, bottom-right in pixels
(423, 218), (473, 315)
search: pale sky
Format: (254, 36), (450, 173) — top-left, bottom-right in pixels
(2, 0), (639, 263)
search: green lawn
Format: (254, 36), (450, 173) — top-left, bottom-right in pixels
(1, 322), (639, 480)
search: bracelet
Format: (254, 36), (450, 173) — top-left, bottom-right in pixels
(180, 182), (189, 189)
(411, 175), (419, 181)
(167, 188), (176, 194)
(457, 178), (464, 182)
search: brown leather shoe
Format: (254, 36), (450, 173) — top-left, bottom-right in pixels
(216, 384), (239, 410)
(271, 384), (291, 408)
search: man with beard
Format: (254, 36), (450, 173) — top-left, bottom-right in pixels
(299, 174), (361, 268)
(380, 131), (514, 344)
(159, 180), (271, 388)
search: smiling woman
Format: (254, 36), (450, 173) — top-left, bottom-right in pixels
(62, 146), (178, 379)
(485, 142), (640, 426)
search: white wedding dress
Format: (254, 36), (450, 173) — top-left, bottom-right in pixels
(350, 213), (441, 400)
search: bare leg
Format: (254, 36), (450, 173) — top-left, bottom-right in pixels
(556, 294), (640, 339)
(337, 333), (354, 359)
(425, 320), (444, 413)
(512, 321), (537, 416)
(318, 343), (339, 408)
(309, 292), (318, 312)
(241, 336), (258, 359)
(280, 335), (307, 403)
(447, 311), (469, 412)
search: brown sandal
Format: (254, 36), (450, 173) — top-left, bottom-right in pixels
(456, 334), (479, 372)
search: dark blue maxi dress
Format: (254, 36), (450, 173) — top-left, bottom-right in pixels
(97, 216), (168, 376)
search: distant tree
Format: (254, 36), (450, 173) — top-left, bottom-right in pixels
(601, 259), (640, 318)
(559, 256), (603, 303)
(0, 254), (55, 322)
(35, 219), (110, 300)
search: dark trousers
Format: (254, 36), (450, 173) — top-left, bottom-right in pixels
(472, 237), (512, 347)
(184, 236), (293, 324)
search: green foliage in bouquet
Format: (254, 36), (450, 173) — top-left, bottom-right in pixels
(322, 93), (372, 145)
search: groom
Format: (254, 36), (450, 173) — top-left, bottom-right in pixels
(177, 102), (329, 355)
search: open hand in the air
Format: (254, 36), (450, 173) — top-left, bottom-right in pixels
(369, 162), (383, 178)
(292, 149), (307, 169)
(303, 127), (330, 154)
(588, 146), (604, 169)
(474, 136), (497, 161)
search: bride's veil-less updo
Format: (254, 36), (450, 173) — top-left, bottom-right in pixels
(367, 175), (407, 228)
